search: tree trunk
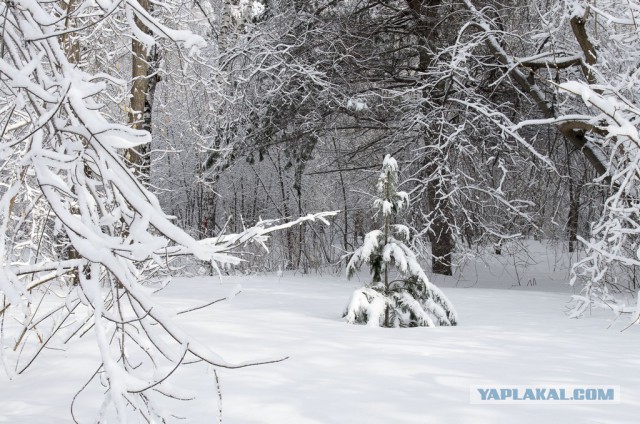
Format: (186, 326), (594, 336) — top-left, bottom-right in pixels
(59, 0), (81, 285)
(124, 0), (159, 182)
(567, 178), (582, 253)
(383, 202), (390, 327)
(426, 163), (454, 276)
(271, 152), (294, 268)
(60, 0), (80, 64)
(294, 173), (305, 272)
(408, 0), (454, 276)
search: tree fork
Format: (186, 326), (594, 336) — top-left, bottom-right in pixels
(461, 0), (609, 180)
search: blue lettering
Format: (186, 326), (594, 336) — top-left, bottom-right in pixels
(599, 388), (614, 401)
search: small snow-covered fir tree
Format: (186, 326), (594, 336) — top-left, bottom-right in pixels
(343, 155), (457, 327)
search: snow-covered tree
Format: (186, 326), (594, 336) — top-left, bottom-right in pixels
(552, 0), (640, 320)
(343, 156), (457, 328)
(0, 1), (336, 421)
(456, 0), (640, 320)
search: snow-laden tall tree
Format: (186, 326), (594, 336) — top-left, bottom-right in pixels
(453, 0), (640, 321)
(344, 156), (457, 328)
(549, 0), (640, 320)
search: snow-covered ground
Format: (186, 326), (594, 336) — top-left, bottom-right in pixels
(1, 242), (639, 423)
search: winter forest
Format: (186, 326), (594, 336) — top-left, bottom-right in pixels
(1, 0), (640, 422)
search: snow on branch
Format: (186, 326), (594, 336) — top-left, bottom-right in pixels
(0, 1), (336, 421)
(557, 80), (640, 322)
(344, 156), (457, 328)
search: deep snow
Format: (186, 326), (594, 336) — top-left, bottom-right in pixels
(1, 242), (639, 423)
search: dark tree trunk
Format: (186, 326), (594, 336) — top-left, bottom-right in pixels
(426, 165), (454, 276)
(406, 0), (454, 276)
(567, 180), (581, 253)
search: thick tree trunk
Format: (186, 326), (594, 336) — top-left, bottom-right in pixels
(426, 163), (454, 276)
(125, 0), (158, 182)
(407, 0), (455, 276)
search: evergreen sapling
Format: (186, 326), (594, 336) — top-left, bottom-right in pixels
(343, 155), (457, 327)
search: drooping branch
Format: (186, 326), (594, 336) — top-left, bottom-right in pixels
(460, 0), (608, 178)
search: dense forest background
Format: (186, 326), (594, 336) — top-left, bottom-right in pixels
(4, 0), (640, 319)
(146, 0), (614, 283)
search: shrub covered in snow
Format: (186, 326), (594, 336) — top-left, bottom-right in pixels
(343, 156), (457, 327)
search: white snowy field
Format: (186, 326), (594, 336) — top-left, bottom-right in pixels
(1, 242), (639, 423)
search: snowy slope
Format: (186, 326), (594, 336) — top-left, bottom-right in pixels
(1, 262), (638, 423)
